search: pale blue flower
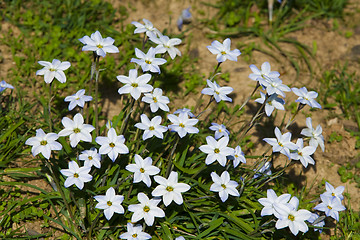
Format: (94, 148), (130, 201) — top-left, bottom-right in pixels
(131, 47), (166, 74)
(209, 123), (230, 140)
(36, 59), (71, 84)
(292, 87), (322, 109)
(207, 38), (241, 63)
(258, 189), (291, 217)
(263, 127), (298, 159)
(210, 171), (239, 202)
(314, 195), (346, 221)
(0, 80), (14, 92)
(64, 89), (93, 111)
(79, 31), (119, 57)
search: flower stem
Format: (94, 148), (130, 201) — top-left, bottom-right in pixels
(48, 82), (53, 132)
(165, 135), (180, 178)
(94, 56), (100, 136)
(86, 52), (97, 124)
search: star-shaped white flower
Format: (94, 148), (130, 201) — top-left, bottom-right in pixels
(131, 47), (167, 74)
(149, 32), (182, 59)
(314, 195), (346, 221)
(0, 80), (14, 92)
(320, 182), (345, 201)
(292, 87), (321, 109)
(258, 77), (291, 98)
(78, 148), (101, 169)
(301, 117), (325, 152)
(60, 161), (92, 190)
(125, 154), (160, 187)
(290, 138), (316, 168)
(258, 189), (291, 218)
(64, 89), (93, 111)
(94, 187), (124, 220)
(117, 69), (153, 100)
(201, 79), (233, 102)
(95, 127), (129, 162)
(210, 171), (239, 202)
(58, 113), (95, 148)
(131, 19), (161, 37)
(174, 108), (195, 118)
(134, 114), (167, 140)
(274, 197), (312, 236)
(231, 145), (246, 167)
(128, 192), (165, 226)
(79, 31), (119, 57)
(167, 112), (199, 138)
(254, 92), (285, 116)
(36, 59), (71, 84)
(25, 129), (62, 159)
(209, 123), (230, 140)
(142, 88), (170, 113)
(199, 136), (234, 167)
(152, 171), (191, 206)
(248, 62), (280, 82)
(263, 127), (298, 159)
(207, 38), (241, 63)
(119, 222), (152, 240)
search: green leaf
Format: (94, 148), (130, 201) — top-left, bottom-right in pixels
(196, 217), (224, 239)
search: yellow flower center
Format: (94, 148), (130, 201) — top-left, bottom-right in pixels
(215, 91), (220, 95)
(332, 193), (335, 196)
(143, 206), (150, 212)
(288, 214), (295, 221)
(221, 51), (226, 55)
(73, 173), (79, 178)
(219, 129), (222, 132)
(166, 186), (174, 192)
(214, 148), (220, 154)
(88, 156), (93, 160)
(149, 126), (155, 131)
(153, 97), (157, 103)
(145, 60), (152, 64)
(107, 201), (112, 206)
(49, 68), (56, 72)
(131, 83), (138, 88)
(235, 155), (238, 158)
(221, 184), (226, 189)
(73, 128), (81, 133)
(140, 168), (145, 173)
(132, 234), (138, 238)
(97, 44), (103, 48)
(179, 123), (185, 128)
(278, 142), (283, 147)
(327, 205), (333, 210)
(76, 97), (80, 100)
(109, 142), (115, 148)
(40, 140), (48, 146)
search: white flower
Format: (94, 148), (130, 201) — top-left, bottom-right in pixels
(263, 127), (298, 159)
(167, 112), (199, 138)
(79, 30), (119, 57)
(152, 171), (191, 206)
(78, 148), (101, 168)
(209, 123), (230, 140)
(117, 69), (153, 100)
(231, 145), (246, 167)
(94, 187), (124, 220)
(134, 114), (167, 140)
(199, 136), (234, 167)
(210, 171), (239, 202)
(149, 32), (182, 59)
(174, 108), (195, 118)
(201, 79), (233, 102)
(207, 38), (241, 63)
(120, 222), (152, 240)
(274, 197), (312, 236)
(142, 88), (170, 113)
(301, 117), (325, 152)
(258, 189), (291, 218)
(60, 161), (92, 190)
(248, 62), (280, 82)
(131, 47), (167, 74)
(307, 213), (325, 232)
(64, 89), (93, 111)
(292, 87), (321, 109)
(0, 80), (14, 92)
(314, 195), (346, 221)
(36, 59), (71, 84)
(258, 77), (291, 98)
(175, 237), (185, 240)
(125, 154), (160, 187)
(320, 182), (345, 201)
(58, 113), (95, 148)
(254, 92), (285, 116)
(254, 161), (272, 178)
(131, 19), (161, 37)
(128, 192), (165, 226)
(290, 138), (316, 168)
(95, 127), (129, 162)
(25, 129), (62, 159)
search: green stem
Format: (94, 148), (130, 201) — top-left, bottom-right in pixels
(119, 98), (136, 135)
(48, 82), (53, 132)
(86, 52), (97, 124)
(165, 135), (180, 178)
(94, 56), (100, 136)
